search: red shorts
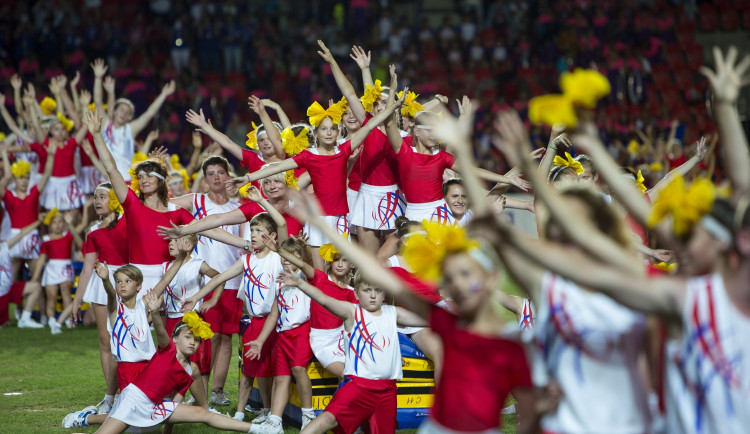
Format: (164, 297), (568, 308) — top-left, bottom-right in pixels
(202, 289), (242, 334)
(116, 360), (149, 391)
(0, 293), (8, 326)
(165, 316), (212, 375)
(241, 315), (277, 378)
(326, 376), (397, 434)
(9, 282), (24, 304)
(273, 322), (313, 376)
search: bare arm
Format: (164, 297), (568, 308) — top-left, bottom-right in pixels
(144, 291), (171, 349)
(157, 208), (247, 239)
(80, 138), (108, 177)
(243, 158), (298, 184)
(7, 219), (42, 248)
(148, 259), (185, 299)
(0, 94), (33, 142)
(248, 96), (284, 158)
(185, 109), (244, 160)
(130, 81), (176, 137)
(245, 186), (288, 241)
(281, 272), (354, 320)
(537, 126), (569, 177)
(83, 110), (129, 202)
(94, 261), (117, 314)
(318, 41), (368, 123)
(648, 137), (707, 198)
(71, 252), (97, 323)
(90, 59), (109, 124)
(184, 258), (244, 308)
(395, 307), (428, 327)
(184, 133), (203, 175)
(103, 76), (116, 120)
(348, 82), (405, 153)
(261, 99), (292, 129)
(168, 193), (195, 213)
(261, 234), (316, 280)
(350, 45), (374, 88)
(63, 213), (84, 250)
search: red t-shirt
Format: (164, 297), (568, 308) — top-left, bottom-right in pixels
(394, 137), (455, 203)
(122, 190), (194, 265)
(40, 232), (74, 260)
(310, 269), (358, 329)
(85, 217), (129, 265)
(132, 341), (193, 403)
(358, 117), (397, 186)
(292, 142), (353, 216)
(80, 132), (99, 167)
(238, 202), (305, 239)
(430, 306), (532, 431)
(3, 185), (40, 228)
(241, 149), (266, 193)
(29, 138), (78, 177)
(348, 157), (361, 192)
(390, 266), (442, 304)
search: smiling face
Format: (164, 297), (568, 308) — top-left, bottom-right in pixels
(138, 171), (163, 195)
(342, 107), (361, 133)
(444, 183), (468, 218)
(315, 117), (339, 148)
(354, 283), (386, 312)
(261, 175), (287, 201)
(256, 131), (276, 158)
(442, 252), (495, 317)
(113, 103), (134, 126)
(48, 214), (66, 235)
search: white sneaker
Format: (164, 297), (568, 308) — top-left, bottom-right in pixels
(208, 406), (221, 414)
(210, 389), (231, 406)
(96, 399), (112, 414)
(302, 412), (315, 430)
(252, 408), (270, 424)
(18, 317), (44, 329)
(249, 420), (283, 434)
(184, 395), (195, 405)
(48, 318), (62, 335)
(233, 411), (245, 421)
(62, 406), (97, 428)
(501, 403), (516, 414)
(245, 405), (262, 415)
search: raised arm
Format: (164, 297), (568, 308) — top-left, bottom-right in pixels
(94, 261), (118, 314)
(348, 80), (405, 153)
(9, 74), (29, 127)
(228, 158), (298, 189)
(248, 96), (284, 158)
(185, 108), (244, 160)
(261, 99), (292, 129)
(0, 148), (11, 199)
(82, 109), (129, 202)
(80, 138), (108, 177)
(130, 80), (176, 137)
(36, 140), (57, 193)
(537, 126), (570, 177)
(699, 46), (750, 201)
(261, 233), (315, 280)
(279, 271), (354, 320)
(648, 136), (707, 198)
(350, 45), (374, 88)
(90, 59), (109, 124)
(0, 94), (33, 143)
(102, 76), (117, 120)
(245, 186), (288, 241)
(182, 258), (244, 311)
(147, 258), (184, 299)
(383, 66), (406, 153)
(62, 212), (84, 250)
(144, 290), (171, 349)
(318, 40), (367, 122)
(157, 208), (247, 239)
(137, 129), (159, 156)
(184, 132), (204, 175)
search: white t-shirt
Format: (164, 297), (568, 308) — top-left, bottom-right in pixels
(237, 251), (283, 318)
(162, 256), (204, 318)
(0, 243), (12, 296)
(108, 298), (156, 362)
(665, 273), (750, 434)
(192, 193), (242, 289)
(102, 121), (135, 181)
(533, 273), (649, 433)
(343, 304), (403, 380)
(275, 271), (311, 333)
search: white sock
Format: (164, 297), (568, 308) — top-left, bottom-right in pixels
(20, 310), (31, 321)
(268, 415), (282, 425)
(234, 411), (244, 420)
(47, 317), (56, 327)
(301, 407), (315, 417)
(41, 315), (48, 324)
(104, 394), (115, 405)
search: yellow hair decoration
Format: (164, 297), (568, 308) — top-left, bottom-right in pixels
(132, 152), (148, 164)
(335, 96), (348, 113)
(10, 160), (31, 178)
(307, 101), (344, 127)
(281, 127), (309, 156)
(360, 80), (384, 112)
(553, 152), (584, 175)
(108, 188), (124, 214)
(179, 169), (190, 190)
(170, 154), (182, 170)
(128, 168), (140, 195)
(285, 170), (299, 190)
(627, 140), (642, 157)
(635, 170), (647, 194)
(398, 91), (425, 118)
(647, 175), (716, 236)
(239, 183), (251, 198)
(318, 233), (349, 262)
(43, 208), (59, 226)
(40, 97), (57, 115)
(402, 221), (480, 282)
(654, 262), (677, 274)
(245, 121), (259, 150)
(57, 113), (74, 131)
(181, 311), (214, 340)
(648, 162), (664, 172)
(0, 132), (6, 142)
(88, 103), (108, 113)
(529, 69), (610, 127)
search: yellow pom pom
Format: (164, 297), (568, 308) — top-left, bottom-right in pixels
(402, 221), (480, 282)
(128, 168), (140, 195)
(281, 127), (309, 157)
(10, 160), (31, 178)
(0, 132), (6, 142)
(132, 152), (148, 164)
(245, 122), (259, 150)
(647, 175), (716, 236)
(170, 154), (182, 170)
(56, 112), (74, 131)
(635, 170), (647, 194)
(398, 91), (425, 118)
(360, 80), (384, 112)
(40, 97), (57, 115)
(108, 188), (124, 214)
(654, 262), (678, 274)
(285, 170), (299, 191)
(529, 95), (578, 127)
(560, 69), (611, 109)
(648, 162), (664, 172)
(319, 243), (339, 262)
(43, 208), (59, 226)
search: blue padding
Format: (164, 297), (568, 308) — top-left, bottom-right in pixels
(398, 332), (427, 359)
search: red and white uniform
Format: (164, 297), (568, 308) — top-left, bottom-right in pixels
(3, 185), (41, 259)
(108, 297), (155, 363)
(519, 299), (535, 330)
(533, 273), (649, 433)
(393, 137), (456, 222)
(239, 251), (283, 378)
(430, 206), (473, 227)
(163, 256), (204, 318)
(350, 117), (405, 231)
(108, 341), (193, 429)
(78, 132), (105, 194)
(101, 121), (135, 181)
(40, 232), (75, 286)
(309, 269), (358, 368)
(665, 274), (750, 434)
(292, 143), (352, 246)
(386, 255), (442, 335)
(324, 304), (401, 434)
(82, 217), (129, 305)
(122, 190), (194, 296)
(239, 202), (305, 242)
(0, 243), (13, 297)
(423, 305), (532, 433)
(30, 138), (83, 210)
(191, 194), (242, 289)
(272, 272), (313, 376)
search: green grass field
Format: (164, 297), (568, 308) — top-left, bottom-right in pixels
(0, 306), (518, 433)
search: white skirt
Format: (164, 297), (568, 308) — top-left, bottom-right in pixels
(310, 326), (346, 368)
(132, 263), (165, 301)
(78, 166), (106, 195)
(8, 228), (41, 259)
(404, 199), (447, 224)
(305, 215), (349, 247)
(41, 259), (74, 286)
(398, 326), (425, 335)
(83, 264), (120, 305)
(346, 188), (358, 236)
(418, 418), (500, 434)
(108, 383), (179, 432)
(350, 184), (405, 230)
(40, 175), (84, 210)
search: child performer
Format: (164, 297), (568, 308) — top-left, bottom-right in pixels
(63, 292), (256, 433)
(181, 212), (288, 423)
(31, 209), (84, 334)
(243, 238), (316, 432)
(1, 218), (45, 329)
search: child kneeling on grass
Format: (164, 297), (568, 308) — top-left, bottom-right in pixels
(243, 237), (316, 433)
(63, 290), (257, 433)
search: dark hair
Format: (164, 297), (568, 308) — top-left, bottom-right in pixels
(442, 178), (464, 197)
(250, 213), (278, 235)
(201, 156), (230, 176)
(134, 160), (169, 205)
(621, 167), (637, 178)
(395, 216), (420, 238)
(97, 182), (121, 230)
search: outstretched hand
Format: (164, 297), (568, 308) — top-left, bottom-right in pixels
(185, 109), (209, 130)
(261, 233), (278, 252)
(94, 260), (109, 279)
(245, 185), (264, 203)
(143, 290), (162, 313)
(91, 58), (108, 78)
(350, 45), (371, 69)
(699, 46), (750, 104)
(248, 95), (265, 115)
(317, 40), (334, 63)
(161, 80), (176, 96)
(157, 221), (183, 240)
(83, 109), (103, 134)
